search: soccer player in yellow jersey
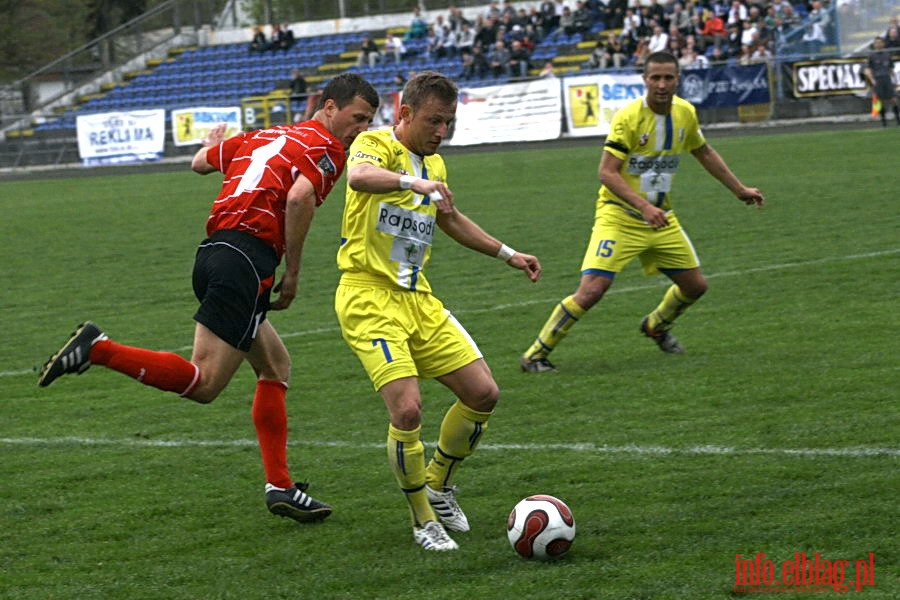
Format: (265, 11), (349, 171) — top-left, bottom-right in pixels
(335, 71), (542, 551)
(521, 51), (764, 372)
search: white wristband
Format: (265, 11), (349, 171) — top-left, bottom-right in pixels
(399, 175), (419, 190)
(496, 244), (516, 261)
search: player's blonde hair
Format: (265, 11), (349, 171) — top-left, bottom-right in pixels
(401, 71), (458, 112)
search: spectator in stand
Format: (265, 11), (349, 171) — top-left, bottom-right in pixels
(425, 26), (443, 60)
(632, 36), (651, 67)
(669, 3), (692, 37)
(587, 39), (605, 69)
(700, 10), (727, 50)
(572, 1), (594, 35)
(383, 32), (407, 64)
(807, 1), (832, 42)
(393, 71), (408, 91)
(750, 41), (773, 63)
(448, 6), (469, 32)
(726, 0), (748, 28)
(539, 60), (556, 77)
(489, 40), (512, 77)
(680, 46), (710, 69)
(357, 34), (380, 68)
(647, 0), (667, 29)
(885, 16), (899, 43)
(885, 24), (900, 49)
(277, 23), (296, 51)
(667, 35), (684, 59)
(725, 22), (743, 57)
(597, 31), (627, 69)
(740, 19), (759, 47)
(475, 15), (499, 49)
(444, 24), (459, 58)
(269, 24), (283, 51)
(779, 3), (800, 29)
(648, 24), (670, 53)
(288, 68), (308, 121)
(636, 6), (654, 39)
(621, 8), (642, 43)
(463, 45), (491, 80)
(709, 45), (727, 64)
(605, 0), (628, 29)
(801, 20), (827, 57)
(249, 26), (268, 52)
(508, 39), (532, 78)
(405, 7), (429, 40)
(456, 22), (476, 55)
(686, 14), (707, 53)
(539, 0), (559, 32)
(555, 6), (577, 39)
(737, 43), (753, 65)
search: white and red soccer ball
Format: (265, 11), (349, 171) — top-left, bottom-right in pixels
(507, 494), (576, 560)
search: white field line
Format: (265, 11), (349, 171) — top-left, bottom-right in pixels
(0, 436), (896, 458)
(8, 248), (898, 378)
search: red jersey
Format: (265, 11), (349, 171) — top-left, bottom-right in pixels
(205, 119), (345, 258)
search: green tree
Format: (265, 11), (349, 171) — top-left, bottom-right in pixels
(0, 0), (91, 80)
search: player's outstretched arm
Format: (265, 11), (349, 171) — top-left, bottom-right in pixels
(191, 123), (228, 175)
(691, 143), (764, 207)
(437, 210), (541, 282)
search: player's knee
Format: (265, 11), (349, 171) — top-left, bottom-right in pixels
(255, 357), (291, 383)
(465, 380), (500, 413)
(682, 279), (708, 300)
(186, 382), (221, 404)
(391, 398), (424, 430)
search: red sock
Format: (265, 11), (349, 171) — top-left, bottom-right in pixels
(252, 380), (293, 488)
(90, 339), (201, 397)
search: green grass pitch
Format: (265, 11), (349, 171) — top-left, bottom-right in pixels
(1, 127), (897, 599)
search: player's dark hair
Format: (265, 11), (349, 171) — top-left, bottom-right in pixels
(317, 73), (379, 111)
(645, 51), (680, 73)
(401, 71), (458, 111)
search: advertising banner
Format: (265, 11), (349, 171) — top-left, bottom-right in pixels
(76, 110), (166, 166)
(446, 77), (562, 146)
(563, 73), (644, 137)
(784, 56), (900, 98)
(171, 107), (242, 146)
(678, 63), (770, 107)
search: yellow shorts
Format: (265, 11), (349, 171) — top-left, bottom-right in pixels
(335, 283), (483, 391)
(580, 206), (700, 277)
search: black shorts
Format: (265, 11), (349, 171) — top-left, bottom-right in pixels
(192, 229), (279, 351)
(874, 78), (896, 102)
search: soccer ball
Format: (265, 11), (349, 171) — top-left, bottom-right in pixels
(506, 494), (576, 560)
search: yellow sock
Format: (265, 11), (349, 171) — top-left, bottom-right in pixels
(523, 295), (587, 360)
(387, 424), (436, 527)
(647, 285), (696, 332)
(425, 400), (491, 491)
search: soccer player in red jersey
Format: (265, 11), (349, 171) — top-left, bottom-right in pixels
(38, 73), (378, 523)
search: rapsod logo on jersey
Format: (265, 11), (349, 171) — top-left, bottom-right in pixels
(377, 203), (435, 267)
(377, 203), (436, 243)
(628, 155), (681, 174)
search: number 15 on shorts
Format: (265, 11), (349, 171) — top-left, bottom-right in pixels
(595, 239), (615, 257)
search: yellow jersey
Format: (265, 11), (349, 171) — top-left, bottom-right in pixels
(599, 95), (706, 220)
(338, 128), (448, 293)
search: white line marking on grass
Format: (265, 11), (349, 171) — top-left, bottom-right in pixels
(8, 249), (899, 377)
(0, 436), (896, 458)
